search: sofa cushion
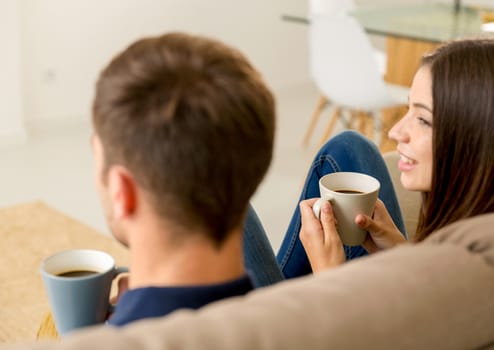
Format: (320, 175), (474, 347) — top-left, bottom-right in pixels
(4, 214), (494, 350)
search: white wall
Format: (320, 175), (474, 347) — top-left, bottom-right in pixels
(16, 0), (494, 125)
(20, 0), (310, 123)
(0, 0), (27, 146)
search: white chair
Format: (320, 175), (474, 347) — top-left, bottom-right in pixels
(303, 14), (408, 148)
(308, 0), (386, 75)
(308, 0), (389, 76)
(309, 0), (355, 17)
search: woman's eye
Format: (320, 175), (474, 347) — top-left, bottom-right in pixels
(417, 117), (432, 127)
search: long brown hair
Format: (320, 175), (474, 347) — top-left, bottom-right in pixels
(414, 38), (494, 241)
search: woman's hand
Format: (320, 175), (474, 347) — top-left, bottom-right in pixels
(356, 199), (407, 253)
(299, 198), (345, 273)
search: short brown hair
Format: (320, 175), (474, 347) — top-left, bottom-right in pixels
(92, 32), (275, 246)
(415, 38), (494, 241)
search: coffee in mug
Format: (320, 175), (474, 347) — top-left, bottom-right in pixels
(56, 270), (99, 278)
(334, 189), (364, 194)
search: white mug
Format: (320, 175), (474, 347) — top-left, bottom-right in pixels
(313, 172), (380, 246)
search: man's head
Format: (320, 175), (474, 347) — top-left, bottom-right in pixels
(92, 32), (275, 247)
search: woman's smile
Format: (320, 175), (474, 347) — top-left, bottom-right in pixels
(397, 151), (417, 172)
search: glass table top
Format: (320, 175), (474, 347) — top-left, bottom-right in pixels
(350, 3), (487, 43)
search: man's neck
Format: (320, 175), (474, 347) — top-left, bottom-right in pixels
(126, 222), (245, 289)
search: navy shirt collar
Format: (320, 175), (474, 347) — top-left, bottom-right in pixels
(108, 274), (253, 327)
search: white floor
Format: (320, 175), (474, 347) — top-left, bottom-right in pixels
(0, 82), (346, 252)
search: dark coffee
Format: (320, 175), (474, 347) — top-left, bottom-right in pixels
(57, 270), (99, 278)
(334, 189), (364, 194)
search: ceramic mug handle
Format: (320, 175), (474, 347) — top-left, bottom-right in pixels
(312, 196), (333, 219)
(108, 266), (129, 313)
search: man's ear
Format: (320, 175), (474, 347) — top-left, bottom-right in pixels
(107, 166), (138, 219)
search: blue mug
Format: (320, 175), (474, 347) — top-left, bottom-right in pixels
(40, 249), (128, 336)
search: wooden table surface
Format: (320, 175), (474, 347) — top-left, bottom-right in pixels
(0, 202), (129, 343)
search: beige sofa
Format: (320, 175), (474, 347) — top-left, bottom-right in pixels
(4, 152), (494, 350)
(382, 150), (421, 239)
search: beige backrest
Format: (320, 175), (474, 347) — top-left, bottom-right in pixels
(6, 213), (494, 350)
(382, 151), (421, 239)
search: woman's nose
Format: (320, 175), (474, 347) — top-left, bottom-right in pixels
(388, 114), (409, 143)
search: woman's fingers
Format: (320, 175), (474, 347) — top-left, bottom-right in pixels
(319, 200), (342, 247)
(361, 234), (379, 254)
(356, 200), (387, 236)
(355, 199), (406, 251)
(355, 213), (385, 238)
(299, 198), (323, 242)
(299, 199), (345, 272)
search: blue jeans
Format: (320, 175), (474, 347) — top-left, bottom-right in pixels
(243, 131), (406, 287)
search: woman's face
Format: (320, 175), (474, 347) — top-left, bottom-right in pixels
(388, 65), (433, 192)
